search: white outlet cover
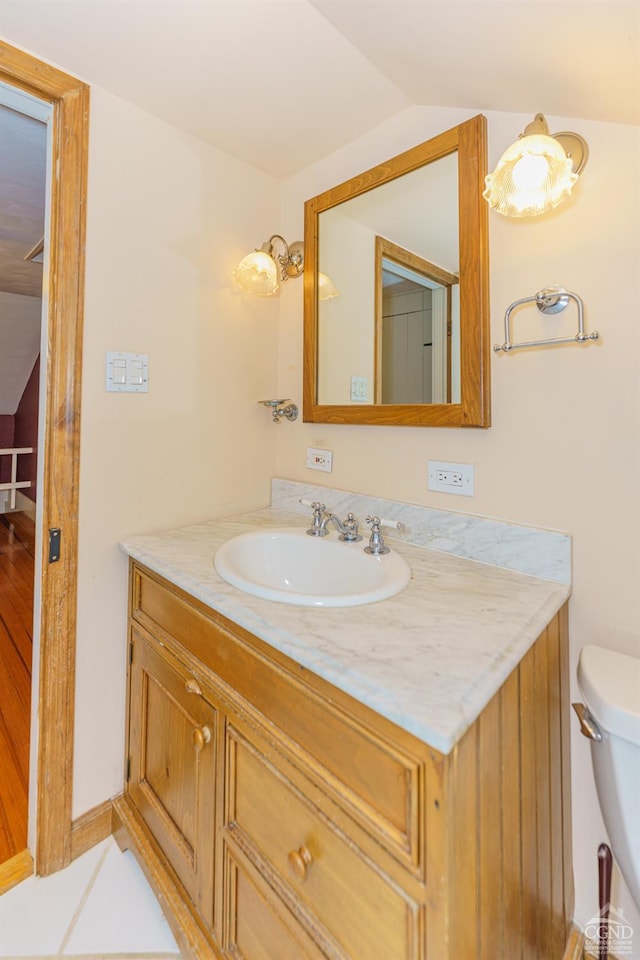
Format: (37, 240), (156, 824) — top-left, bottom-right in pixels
(428, 460), (475, 496)
(306, 447), (333, 473)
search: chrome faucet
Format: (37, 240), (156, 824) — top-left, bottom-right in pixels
(302, 500), (362, 542)
(321, 511), (362, 542)
(364, 515), (405, 555)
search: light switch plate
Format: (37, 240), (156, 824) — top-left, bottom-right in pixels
(106, 351), (149, 393)
(350, 376), (369, 402)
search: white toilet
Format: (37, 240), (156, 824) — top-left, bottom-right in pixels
(577, 644), (640, 909)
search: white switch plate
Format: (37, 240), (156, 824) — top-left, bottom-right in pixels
(106, 351), (149, 393)
(350, 376), (369, 402)
(428, 460), (475, 496)
(306, 447), (333, 473)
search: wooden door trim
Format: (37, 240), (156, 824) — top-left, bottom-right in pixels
(0, 40), (89, 875)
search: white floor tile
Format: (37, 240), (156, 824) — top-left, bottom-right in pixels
(0, 841), (107, 957)
(63, 839), (180, 956)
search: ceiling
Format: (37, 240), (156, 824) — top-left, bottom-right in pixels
(0, 1), (637, 412)
(0, 0), (637, 179)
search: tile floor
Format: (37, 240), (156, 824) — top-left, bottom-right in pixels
(0, 837), (181, 959)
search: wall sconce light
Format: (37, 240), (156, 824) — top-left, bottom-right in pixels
(483, 113), (588, 218)
(233, 235), (339, 300)
(233, 234), (304, 297)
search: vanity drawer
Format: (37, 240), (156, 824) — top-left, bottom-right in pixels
(225, 725), (420, 960)
(222, 845), (326, 960)
(131, 564), (425, 873)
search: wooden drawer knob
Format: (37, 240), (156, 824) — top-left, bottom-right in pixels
(287, 844), (312, 881)
(192, 725), (212, 751)
(185, 677), (202, 696)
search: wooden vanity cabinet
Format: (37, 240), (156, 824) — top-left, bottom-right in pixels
(126, 626), (218, 925)
(116, 561), (575, 960)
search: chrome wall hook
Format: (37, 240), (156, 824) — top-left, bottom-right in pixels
(494, 286), (599, 353)
(258, 399), (299, 423)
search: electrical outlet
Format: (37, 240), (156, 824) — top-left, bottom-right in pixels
(436, 469), (463, 487)
(306, 447), (333, 473)
(428, 460), (474, 496)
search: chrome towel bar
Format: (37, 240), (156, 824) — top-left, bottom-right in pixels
(494, 286), (599, 353)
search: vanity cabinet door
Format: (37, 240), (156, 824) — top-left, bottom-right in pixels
(127, 627), (217, 925)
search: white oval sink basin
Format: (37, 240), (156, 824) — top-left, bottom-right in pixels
(214, 527), (411, 607)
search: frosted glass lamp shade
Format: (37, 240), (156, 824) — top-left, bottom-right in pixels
(483, 134), (578, 217)
(483, 114), (586, 218)
(232, 250), (279, 297)
(318, 272), (339, 301)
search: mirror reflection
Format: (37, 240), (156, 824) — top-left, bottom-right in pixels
(377, 237), (459, 405)
(303, 114), (490, 428)
(317, 152), (459, 406)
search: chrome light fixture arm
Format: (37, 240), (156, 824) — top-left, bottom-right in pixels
(262, 234), (304, 282)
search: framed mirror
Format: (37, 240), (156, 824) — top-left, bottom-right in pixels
(303, 114), (490, 427)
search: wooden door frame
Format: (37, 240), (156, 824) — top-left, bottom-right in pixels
(0, 39), (88, 875)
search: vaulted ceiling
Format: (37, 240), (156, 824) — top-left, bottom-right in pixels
(0, 1), (638, 412)
(0, 1), (637, 179)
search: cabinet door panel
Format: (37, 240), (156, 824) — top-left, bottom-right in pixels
(128, 628), (217, 923)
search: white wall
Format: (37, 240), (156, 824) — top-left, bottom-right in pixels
(276, 105), (640, 931)
(73, 85), (281, 815)
(318, 209), (374, 402)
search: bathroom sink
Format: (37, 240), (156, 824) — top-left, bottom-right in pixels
(214, 527), (411, 607)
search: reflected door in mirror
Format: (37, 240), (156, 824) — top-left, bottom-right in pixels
(377, 237), (459, 405)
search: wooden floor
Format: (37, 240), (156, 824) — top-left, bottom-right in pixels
(0, 512), (34, 865)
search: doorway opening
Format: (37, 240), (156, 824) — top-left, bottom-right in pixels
(0, 40), (88, 884)
(0, 88), (49, 868)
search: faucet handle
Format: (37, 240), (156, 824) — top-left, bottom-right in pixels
(364, 516), (389, 555)
(301, 499), (329, 537)
(382, 517), (405, 531)
(300, 498), (326, 513)
(365, 515), (406, 532)
(364, 515), (405, 555)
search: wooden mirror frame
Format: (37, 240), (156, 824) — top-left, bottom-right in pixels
(303, 113), (490, 427)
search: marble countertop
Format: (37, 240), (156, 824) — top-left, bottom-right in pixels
(120, 507), (570, 755)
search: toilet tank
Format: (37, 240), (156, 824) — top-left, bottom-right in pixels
(578, 644), (640, 910)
